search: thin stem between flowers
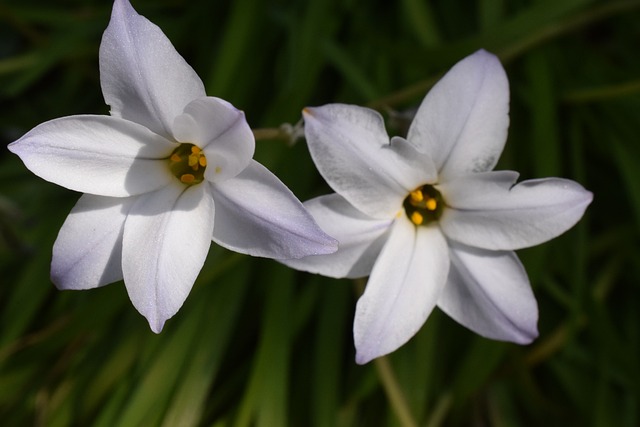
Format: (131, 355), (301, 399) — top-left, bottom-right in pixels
(252, 120), (304, 144)
(252, 127), (284, 141)
(253, 0), (640, 143)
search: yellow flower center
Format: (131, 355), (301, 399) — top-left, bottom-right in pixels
(168, 143), (207, 185)
(403, 185), (444, 226)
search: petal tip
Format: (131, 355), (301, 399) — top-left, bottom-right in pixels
(315, 236), (339, 256)
(111, 0), (136, 21)
(355, 350), (374, 365)
(7, 140), (19, 154)
(302, 107), (317, 120)
(149, 318), (165, 334)
(472, 48), (497, 59)
(50, 273), (65, 290)
(515, 327), (538, 345)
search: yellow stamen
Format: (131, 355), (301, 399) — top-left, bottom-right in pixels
(180, 174), (195, 184)
(411, 211), (424, 225)
(215, 166), (222, 174)
(410, 190), (424, 203)
(403, 184), (445, 227)
(169, 143), (207, 186)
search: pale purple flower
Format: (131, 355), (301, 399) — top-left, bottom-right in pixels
(8, 0), (336, 332)
(283, 50), (592, 364)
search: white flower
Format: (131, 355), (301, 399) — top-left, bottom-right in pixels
(282, 50), (593, 364)
(8, 0), (337, 332)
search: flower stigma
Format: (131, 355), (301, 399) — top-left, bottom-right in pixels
(403, 185), (444, 226)
(169, 143), (207, 185)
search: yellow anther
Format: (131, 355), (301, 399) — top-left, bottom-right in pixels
(215, 166), (222, 174)
(404, 184), (444, 226)
(411, 211), (424, 225)
(187, 146), (206, 170)
(169, 143), (207, 186)
(180, 174), (195, 184)
(410, 190), (424, 203)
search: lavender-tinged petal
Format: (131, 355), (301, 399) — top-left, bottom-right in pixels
(438, 242), (538, 343)
(8, 115), (175, 197)
(354, 218), (449, 364)
(280, 193), (392, 279)
(100, 0), (206, 139)
(439, 173), (593, 250)
(52, 194), (136, 289)
(407, 50), (509, 179)
(211, 160), (337, 259)
(172, 97), (255, 183)
(122, 182), (214, 333)
(303, 105), (435, 219)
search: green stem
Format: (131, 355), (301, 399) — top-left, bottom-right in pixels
(499, 0), (640, 62)
(368, 0), (640, 111)
(254, 1), (640, 142)
(252, 127), (285, 141)
(374, 356), (418, 427)
(423, 392), (452, 427)
(563, 79), (640, 103)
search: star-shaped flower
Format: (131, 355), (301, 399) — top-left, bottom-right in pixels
(283, 50), (593, 364)
(8, 0), (337, 332)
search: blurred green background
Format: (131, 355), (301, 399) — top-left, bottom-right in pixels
(1, 0), (639, 425)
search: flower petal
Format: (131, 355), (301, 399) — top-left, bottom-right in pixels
(100, 0), (206, 139)
(407, 50), (509, 179)
(8, 115), (175, 196)
(354, 218), (449, 364)
(52, 194), (136, 290)
(303, 105), (435, 219)
(439, 172), (593, 250)
(211, 160), (338, 259)
(172, 97), (255, 183)
(280, 193), (392, 278)
(122, 182), (214, 333)
(438, 243), (538, 343)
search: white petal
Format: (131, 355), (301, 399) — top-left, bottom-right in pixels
(172, 97), (255, 183)
(100, 0), (206, 139)
(407, 50), (509, 179)
(388, 136), (439, 189)
(438, 243), (538, 343)
(354, 218), (449, 364)
(52, 194), (136, 290)
(303, 105), (436, 219)
(280, 193), (392, 278)
(211, 161), (338, 259)
(8, 115), (175, 197)
(122, 182), (214, 332)
(439, 172), (593, 250)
